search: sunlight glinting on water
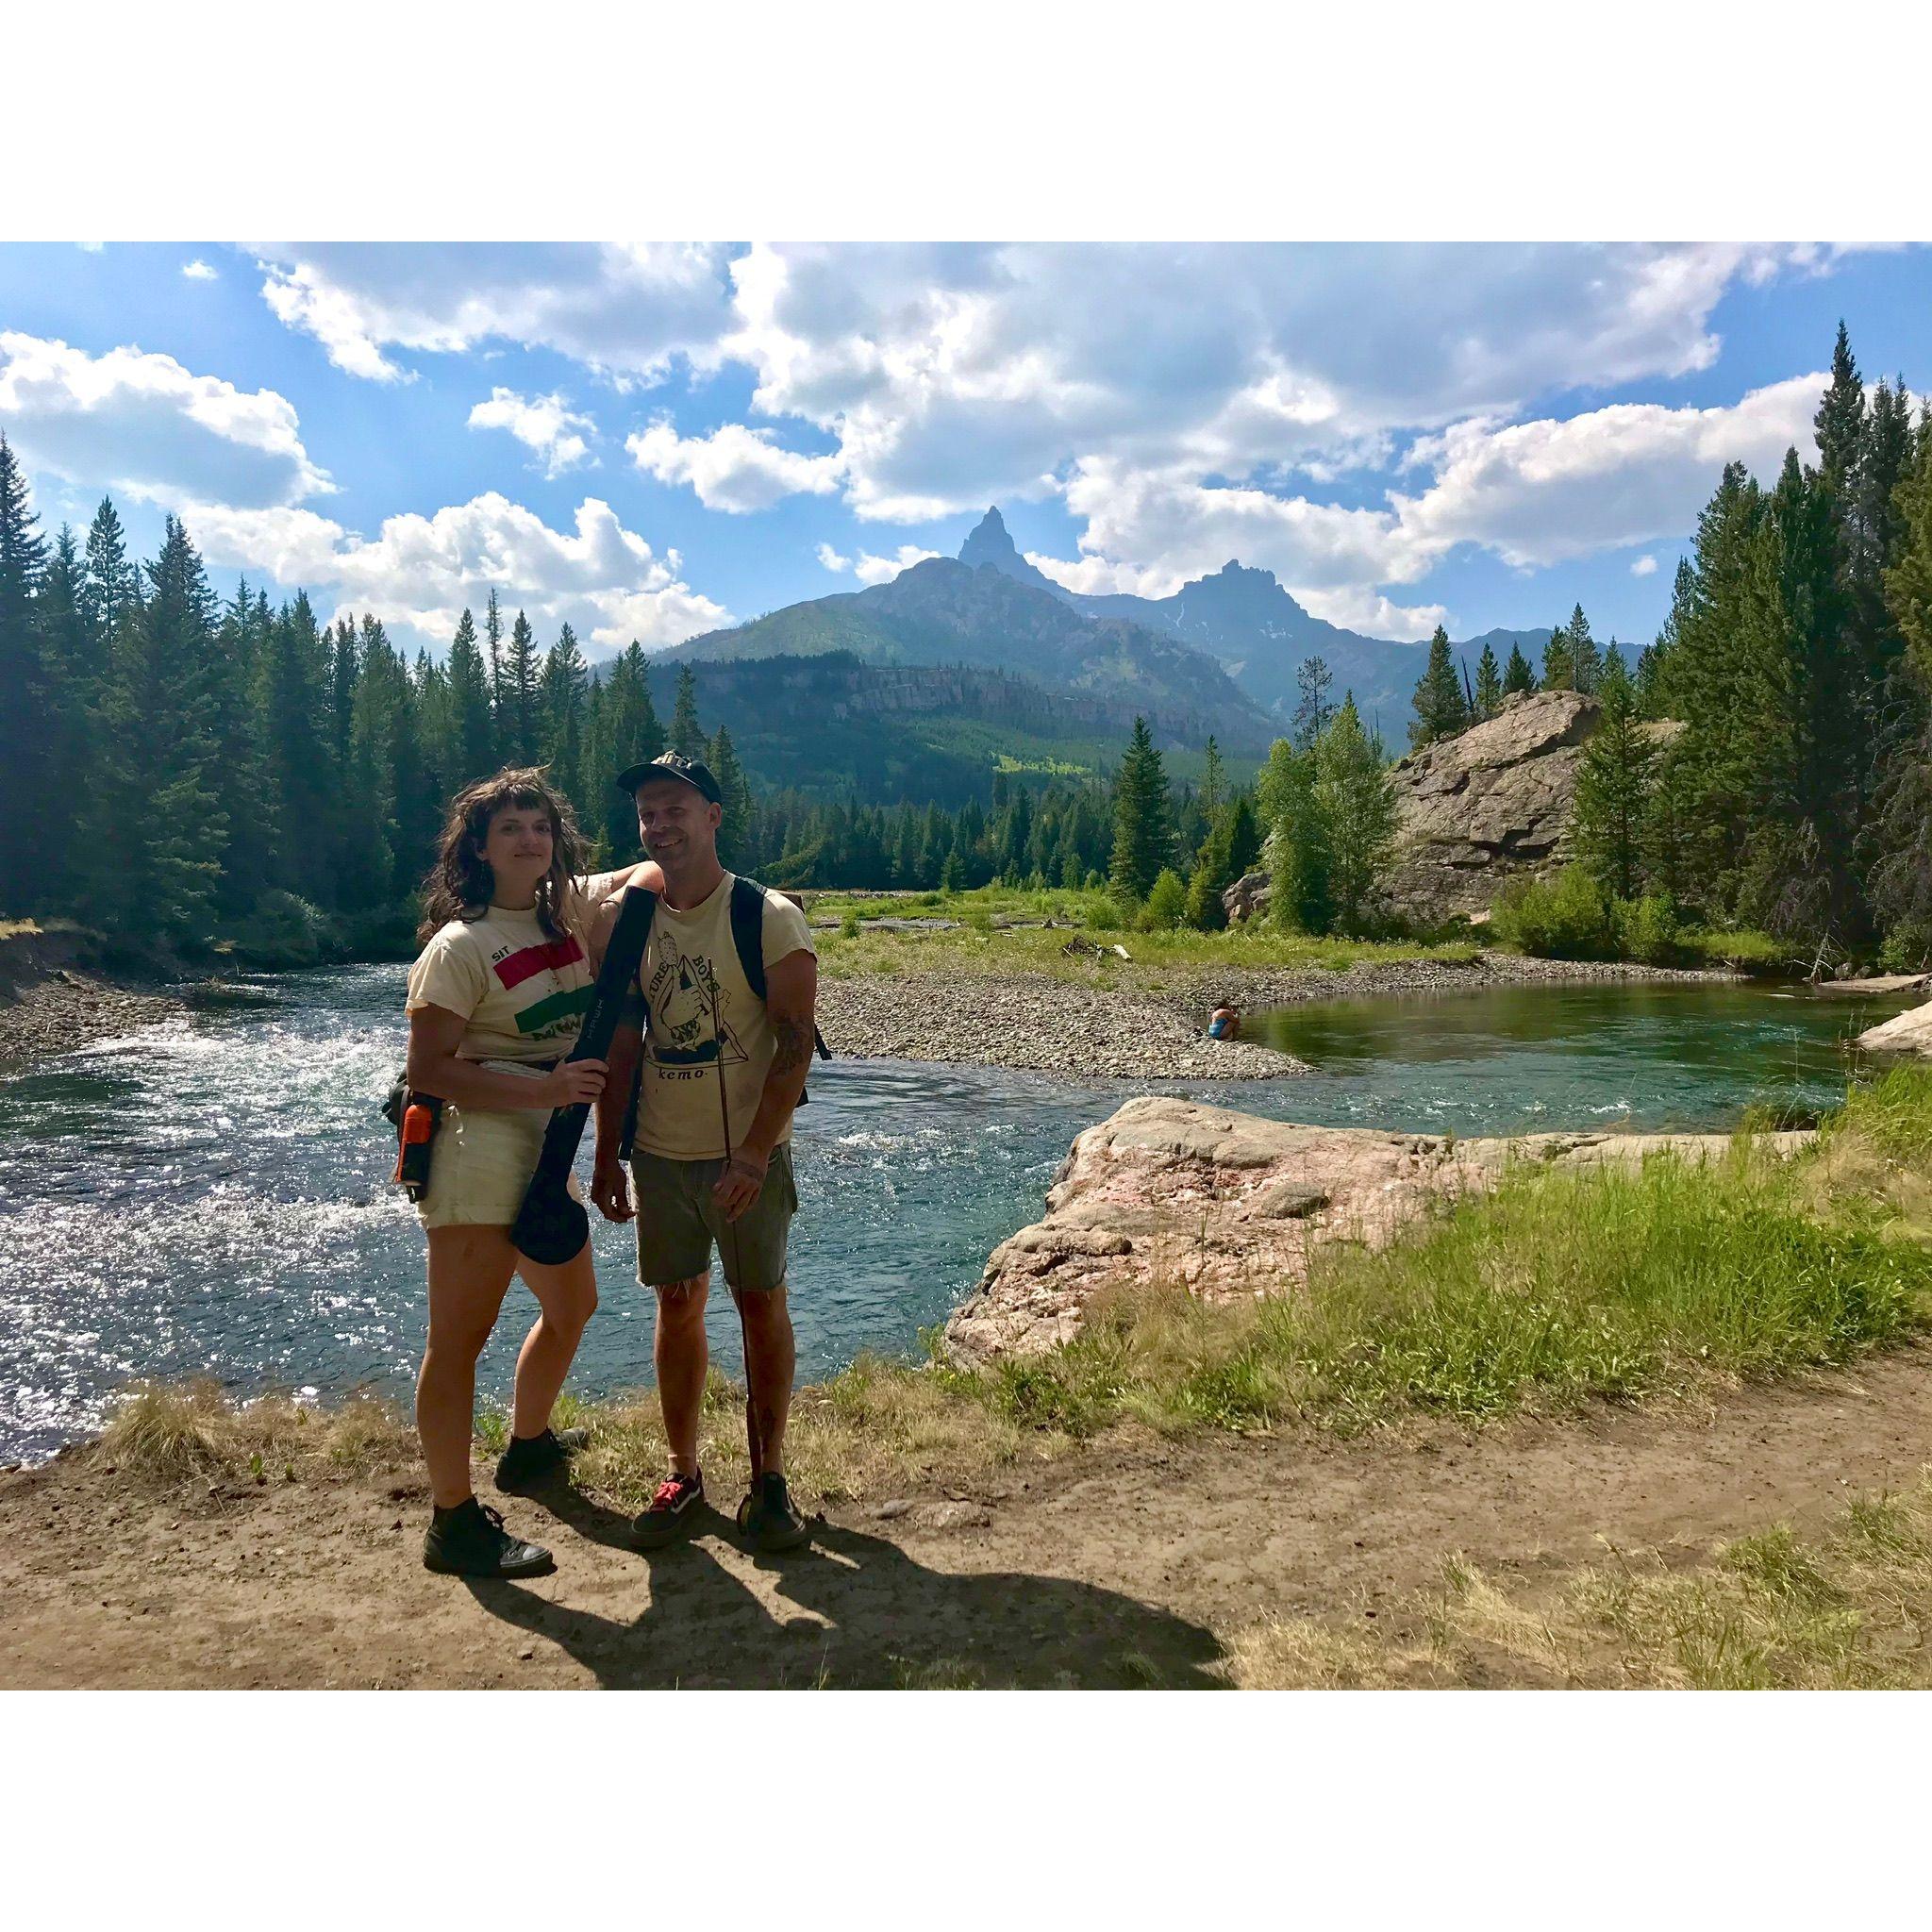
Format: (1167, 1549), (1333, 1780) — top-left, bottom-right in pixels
(0, 965), (1906, 1462)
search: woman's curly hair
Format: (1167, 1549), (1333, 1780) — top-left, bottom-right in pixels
(418, 767), (585, 945)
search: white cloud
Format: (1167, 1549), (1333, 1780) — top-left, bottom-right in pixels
(626, 419), (843, 513)
(1297, 588), (1447, 641)
(183, 492), (727, 653)
(810, 541), (937, 584)
(1391, 373), (1824, 569)
(467, 387), (596, 477)
(1027, 551), (1185, 598)
(181, 258), (218, 281)
(256, 242), (734, 385)
(852, 545), (939, 586)
(0, 331), (331, 508)
(1631, 554), (1659, 576)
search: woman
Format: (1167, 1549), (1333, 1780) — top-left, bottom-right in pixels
(404, 768), (609, 1578)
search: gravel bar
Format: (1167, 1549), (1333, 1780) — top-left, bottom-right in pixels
(818, 951), (1739, 1083)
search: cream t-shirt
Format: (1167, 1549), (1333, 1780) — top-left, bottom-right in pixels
(405, 897), (594, 1064)
(626, 874), (816, 1160)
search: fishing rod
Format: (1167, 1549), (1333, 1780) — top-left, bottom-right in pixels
(704, 962), (764, 1479)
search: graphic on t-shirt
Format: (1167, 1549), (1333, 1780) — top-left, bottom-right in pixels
(491, 934), (591, 1039)
(643, 941), (747, 1068)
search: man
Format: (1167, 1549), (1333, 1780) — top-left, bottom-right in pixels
(590, 751), (819, 1552)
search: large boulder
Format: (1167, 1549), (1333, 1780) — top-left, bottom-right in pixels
(1378, 690), (1680, 925)
(1856, 998), (1932, 1057)
(1222, 870), (1273, 924)
(945, 1095), (1809, 1361)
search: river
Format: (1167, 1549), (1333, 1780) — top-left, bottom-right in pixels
(0, 966), (1912, 1461)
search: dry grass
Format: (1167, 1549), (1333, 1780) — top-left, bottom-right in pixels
(92, 1379), (414, 1485)
(1227, 1470), (1932, 1689)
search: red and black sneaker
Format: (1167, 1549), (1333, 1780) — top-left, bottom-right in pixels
(632, 1469), (706, 1549)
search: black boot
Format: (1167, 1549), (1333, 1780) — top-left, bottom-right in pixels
(423, 1496), (555, 1577)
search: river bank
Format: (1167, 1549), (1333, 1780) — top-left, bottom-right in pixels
(0, 925), (185, 1066)
(816, 949), (1738, 1080)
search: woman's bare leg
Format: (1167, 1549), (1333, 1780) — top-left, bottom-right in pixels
(418, 1225), (516, 1507)
(508, 1241), (600, 1439)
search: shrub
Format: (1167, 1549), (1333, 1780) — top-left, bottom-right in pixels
(1142, 869), (1187, 931)
(1618, 892), (1682, 965)
(1491, 866), (1622, 959)
(840, 911), (861, 940)
(230, 890), (337, 968)
(1086, 894), (1122, 932)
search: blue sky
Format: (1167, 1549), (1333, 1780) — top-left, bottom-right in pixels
(1, 242), (1925, 660)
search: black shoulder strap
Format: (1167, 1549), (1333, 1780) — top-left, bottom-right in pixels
(729, 874), (768, 1002)
(615, 888), (658, 1163)
(731, 874), (831, 1061)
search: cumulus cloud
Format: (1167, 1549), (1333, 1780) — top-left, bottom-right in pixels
(183, 492), (727, 653)
(0, 331), (331, 508)
(181, 258), (217, 281)
(256, 242), (735, 384)
(813, 540), (938, 584)
(1391, 374), (1824, 569)
(626, 419), (842, 513)
(467, 387), (596, 477)
(1631, 554), (1659, 576)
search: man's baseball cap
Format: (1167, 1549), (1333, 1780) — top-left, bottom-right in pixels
(616, 749), (724, 806)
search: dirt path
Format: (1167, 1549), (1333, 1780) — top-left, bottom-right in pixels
(7, 1345), (1932, 1688)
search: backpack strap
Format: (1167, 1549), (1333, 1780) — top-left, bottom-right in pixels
(731, 874), (831, 1060)
(614, 889), (658, 1163)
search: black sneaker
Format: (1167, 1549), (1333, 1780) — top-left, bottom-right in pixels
(423, 1498), (555, 1578)
(736, 1472), (811, 1553)
(493, 1425), (590, 1493)
(632, 1470), (706, 1549)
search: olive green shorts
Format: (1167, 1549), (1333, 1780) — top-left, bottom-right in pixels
(629, 1143), (797, 1296)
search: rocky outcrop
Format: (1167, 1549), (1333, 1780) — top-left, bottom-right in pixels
(945, 1096), (1810, 1362)
(1856, 998), (1932, 1057)
(1379, 691), (1682, 925)
(1222, 870), (1272, 924)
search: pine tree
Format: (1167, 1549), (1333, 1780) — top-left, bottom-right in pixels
(205, 575), (276, 917)
(1409, 625), (1470, 747)
(588, 642), (664, 861)
(1541, 621), (1576, 691)
(1565, 603), (1602, 693)
(1292, 655), (1335, 749)
(499, 609), (541, 764)
(708, 724), (753, 867)
(256, 591), (339, 905)
(444, 608), (494, 783)
(0, 434), (50, 910)
(84, 517), (226, 935)
(35, 525), (92, 898)
(671, 663), (705, 758)
(1814, 320), (1865, 493)
(1572, 663), (1656, 899)
(1502, 641), (1536, 697)
(1474, 641), (1502, 720)
(1108, 715), (1174, 902)
(1312, 698), (1396, 935)
(1200, 736), (1225, 817)
(78, 495), (138, 704)
(484, 588), (506, 732)
(1869, 427), (1932, 949)
(539, 621), (589, 804)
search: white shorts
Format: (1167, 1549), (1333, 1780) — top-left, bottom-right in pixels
(414, 1062), (582, 1230)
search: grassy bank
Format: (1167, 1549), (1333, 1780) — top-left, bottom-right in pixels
(808, 884), (1485, 984)
(1229, 1469), (1932, 1689)
(91, 1067), (1932, 1508)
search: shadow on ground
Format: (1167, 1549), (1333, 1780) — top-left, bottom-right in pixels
(467, 1506), (1227, 1689)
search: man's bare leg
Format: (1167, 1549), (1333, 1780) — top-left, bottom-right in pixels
(737, 1281), (795, 1480)
(655, 1272), (710, 1475)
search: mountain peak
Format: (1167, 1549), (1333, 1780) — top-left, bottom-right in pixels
(958, 505), (1055, 591)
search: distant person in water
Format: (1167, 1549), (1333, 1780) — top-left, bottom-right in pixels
(1208, 1003), (1241, 1041)
(402, 768), (663, 1580)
